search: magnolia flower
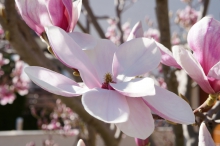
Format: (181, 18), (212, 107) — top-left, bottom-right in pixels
(0, 53), (9, 67)
(15, 0), (82, 35)
(175, 6), (199, 29)
(171, 17), (220, 95)
(12, 60), (30, 96)
(198, 123), (215, 146)
(0, 85), (16, 105)
(25, 26), (194, 139)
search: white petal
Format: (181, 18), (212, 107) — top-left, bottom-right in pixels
(207, 61), (220, 80)
(172, 45), (214, 94)
(156, 42), (182, 69)
(83, 39), (118, 83)
(82, 88), (129, 123)
(25, 66), (88, 97)
(68, 32), (97, 50)
(113, 38), (161, 82)
(198, 123), (215, 146)
(46, 26), (101, 88)
(115, 97), (154, 139)
(126, 21), (143, 41)
(143, 86), (195, 124)
(110, 77), (155, 97)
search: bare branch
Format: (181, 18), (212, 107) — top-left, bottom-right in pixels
(82, 0), (106, 38)
(115, 0), (125, 44)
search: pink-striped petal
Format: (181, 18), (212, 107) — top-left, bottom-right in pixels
(110, 77), (155, 97)
(113, 38), (161, 82)
(126, 21), (143, 41)
(115, 97), (154, 139)
(68, 32), (97, 50)
(198, 123), (215, 146)
(143, 86), (195, 124)
(156, 43), (182, 69)
(46, 26), (101, 88)
(82, 88), (129, 123)
(46, 0), (70, 31)
(83, 39), (118, 83)
(24, 66), (87, 97)
(188, 17), (220, 75)
(172, 45), (214, 94)
(69, 0), (82, 31)
(61, 0), (73, 31)
(15, 0), (50, 34)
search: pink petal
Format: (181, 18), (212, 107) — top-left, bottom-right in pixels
(126, 21), (143, 41)
(61, 0), (73, 31)
(68, 32), (97, 50)
(46, 26), (101, 88)
(207, 61), (220, 92)
(188, 17), (220, 75)
(143, 86), (195, 124)
(110, 77), (155, 97)
(198, 123), (215, 146)
(115, 97), (154, 139)
(83, 39), (118, 83)
(46, 0), (70, 31)
(69, 0), (82, 31)
(25, 66), (88, 97)
(207, 61), (220, 80)
(15, 0), (46, 34)
(113, 38), (161, 81)
(82, 88), (129, 123)
(172, 45), (214, 94)
(156, 43), (182, 69)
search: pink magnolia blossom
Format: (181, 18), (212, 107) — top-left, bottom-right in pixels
(12, 60), (30, 96)
(172, 17), (220, 94)
(15, 0), (82, 35)
(0, 53), (9, 67)
(198, 123), (215, 146)
(25, 26), (194, 139)
(0, 85), (16, 105)
(144, 28), (160, 42)
(175, 6), (199, 29)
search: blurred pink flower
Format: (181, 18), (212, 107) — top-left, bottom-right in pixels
(144, 28), (160, 42)
(198, 123), (215, 146)
(25, 26), (194, 139)
(12, 60), (30, 96)
(0, 85), (16, 105)
(171, 32), (181, 45)
(175, 6), (199, 29)
(15, 0), (82, 35)
(172, 17), (220, 94)
(0, 53), (9, 66)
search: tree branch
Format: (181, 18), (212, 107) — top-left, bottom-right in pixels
(82, 0), (106, 38)
(155, 1), (183, 146)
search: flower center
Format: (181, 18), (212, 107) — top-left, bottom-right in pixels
(101, 73), (114, 90)
(104, 73), (113, 84)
